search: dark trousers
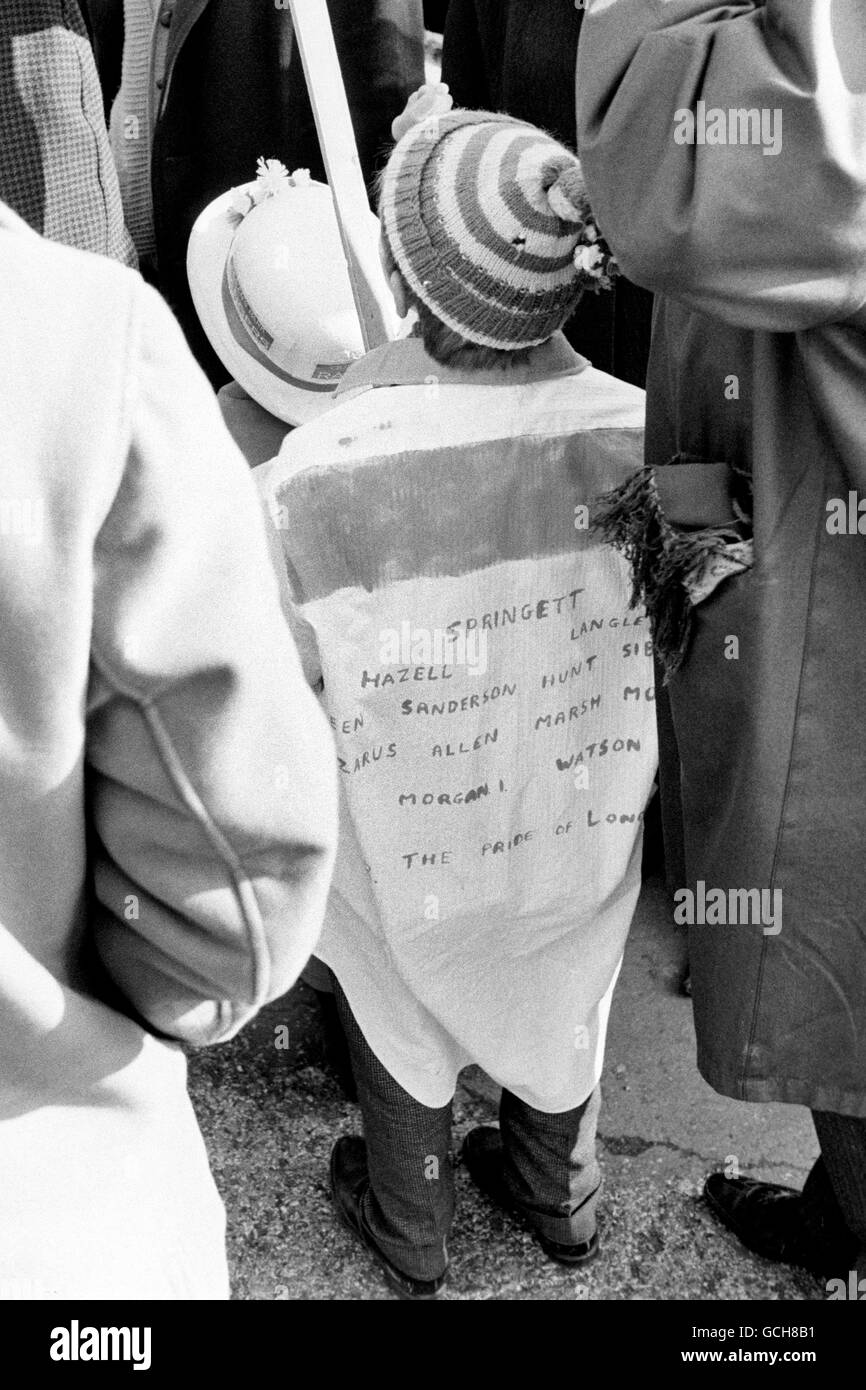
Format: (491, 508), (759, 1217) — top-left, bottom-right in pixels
(334, 983), (602, 1282)
(803, 1111), (866, 1277)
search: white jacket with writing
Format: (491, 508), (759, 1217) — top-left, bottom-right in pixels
(259, 334), (657, 1112)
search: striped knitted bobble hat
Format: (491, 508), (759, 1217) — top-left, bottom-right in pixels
(380, 109), (593, 351)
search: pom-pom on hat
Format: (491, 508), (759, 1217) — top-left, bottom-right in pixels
(380, 109), (604, 352)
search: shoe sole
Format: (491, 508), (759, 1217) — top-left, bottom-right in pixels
(540, 1232), (600, 1268)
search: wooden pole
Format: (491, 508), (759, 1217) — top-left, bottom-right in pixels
(289, 0), (394, 351)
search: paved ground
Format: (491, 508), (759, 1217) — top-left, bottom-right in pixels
(187, 876), (823, 1301)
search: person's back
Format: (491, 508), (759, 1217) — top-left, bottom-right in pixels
(259, 99), (658, 1298)
(0, 204), (337, 1298)
(261, 334), (655, 1105)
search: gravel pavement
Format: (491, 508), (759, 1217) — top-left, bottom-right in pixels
(187, 877), (823, 1302)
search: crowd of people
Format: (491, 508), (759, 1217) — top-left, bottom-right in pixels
(0, 0), (863, 1303)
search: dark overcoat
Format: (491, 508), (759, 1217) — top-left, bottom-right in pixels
(578, 0), (866, 1116)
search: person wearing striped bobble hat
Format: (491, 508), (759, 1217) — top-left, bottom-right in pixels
(379, 82), (617, 363)
(258, 84), (656, 1300)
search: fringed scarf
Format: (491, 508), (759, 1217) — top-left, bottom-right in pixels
(594, 465), (753, 679)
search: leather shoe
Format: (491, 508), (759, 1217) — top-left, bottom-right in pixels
(703, 1172), (854, 1278)
(462, 1125), (599, 1267)
(330, 1136), (447, 1300)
